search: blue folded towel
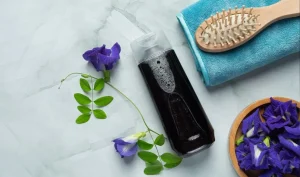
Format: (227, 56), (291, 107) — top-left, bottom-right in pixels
(177, 0), (300, 86)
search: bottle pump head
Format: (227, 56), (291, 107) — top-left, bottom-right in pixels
(130, 31), (172, 64)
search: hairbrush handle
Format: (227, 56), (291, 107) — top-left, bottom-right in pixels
(195, 0), (300, 53)
(259, 0), (300, 22)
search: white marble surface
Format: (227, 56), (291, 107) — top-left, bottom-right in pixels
(0, 0), (299, 177)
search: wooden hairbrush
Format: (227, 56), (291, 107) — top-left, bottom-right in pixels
(195, 0), (300, 53)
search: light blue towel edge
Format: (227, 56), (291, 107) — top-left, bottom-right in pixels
(176, 13), (211, 86)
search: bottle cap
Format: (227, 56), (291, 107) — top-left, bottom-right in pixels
(130, 31), (171, 64)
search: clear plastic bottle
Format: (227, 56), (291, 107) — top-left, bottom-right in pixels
(131, 31), (215, 155)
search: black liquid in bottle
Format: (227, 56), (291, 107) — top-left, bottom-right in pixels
(138, 50), (215, 155)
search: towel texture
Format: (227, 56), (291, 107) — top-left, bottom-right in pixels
(177, 0), (300, 86)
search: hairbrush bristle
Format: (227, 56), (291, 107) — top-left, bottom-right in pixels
(199, 5), (260, 47)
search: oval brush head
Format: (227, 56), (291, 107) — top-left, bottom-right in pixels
(195, 0), (300, 53)
(195, 6), (261, 53)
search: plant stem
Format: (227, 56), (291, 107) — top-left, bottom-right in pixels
(90, 77), (94, 111)
(104, 82), (150, 129)
(104, 81), (162, 161)
(58, 72), (85, 89)
(59, 72), (162, 161)
(149, 129), (160, 136)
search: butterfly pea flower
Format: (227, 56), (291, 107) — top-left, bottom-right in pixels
(284, 122), (300, 136)
(263, 97), (283, 120)
(244, 135), (265, 144)
(267, 143), (283, 169)
(112, 132), (146, 158)
(279, 149), (300, 173)
(266, 115), (291, 130)
(83, 43), (121, 71)
(264, 99), (298, 130)
(249, 142), (269, 169)
(265, 103), (291, 130)
(273, 99), (298, 123)
(235, 143), (253, 170)
(83, 43), (121, 82)
(278, 134), (300, 156)
(259, 168), (283, 177)
(263, 104), (277, 120)
(242, 109), (269, 138)
(270, 97), (283, 110)
(286, 103), (299, 123)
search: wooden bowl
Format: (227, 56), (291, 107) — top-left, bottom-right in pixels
(229, 97), (300, 177)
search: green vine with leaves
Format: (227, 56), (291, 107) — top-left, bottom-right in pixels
(59, 72), (182, 175)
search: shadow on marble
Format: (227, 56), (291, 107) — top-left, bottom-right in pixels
(181, 147), (210, 168)
(123, 155), (135, 164)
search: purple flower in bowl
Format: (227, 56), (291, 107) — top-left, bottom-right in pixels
(112, 132), (146, 158)
(235, 142), (253, 170)
(273, 99), (298, 123)
(284, 122), (300, 136)
(249, 142), (269, 169)
(83, 43), (121, 71)
(278, 134), (300, 156)
(242, 109), (269, 138)
(263, 98), (298, 130)
(267, 142), (283, 169)
(233, 97), (300, 176)
(279, 148), (300, 173)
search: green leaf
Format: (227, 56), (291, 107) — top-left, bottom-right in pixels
(76, 114), (91, 124)
(236, 135), (244, 146)
(81, 74), (90, 78)
(144, 160), (163, 175)
(74, 93), (91, 105)
(154, 134), (165, 146)
(137, 140), (153, 150)
(80, 78), (91, 92)
(164, 162), (181, 169)
(94, 96), (113, 107)
(138, 151), (158, 163)
(94, 78), (105, 91)
(161, 153), (182, 164)
(77, 106), (91, 114)
(93, 109), (107, 119)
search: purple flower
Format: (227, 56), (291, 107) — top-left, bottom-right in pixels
(270, 97), (282, 109)
(242, 109), (269, 138)
(259, 168), (283, 177)
(263, 104), (276, 120)
(274, 99), (298, 124)
(287, 103), (299, 123)
(263, 98), (298, 130)
(266, 115), (291, 130)
(83, 43), (121, 71)
(278, 134), (300, 156)
(263, 98), (279, 120)
(284, 122), (300, 136)
(249, 142), (269, 169)
(112, 132), (146, 158)
(279, 149), (300, 173)
(244, 135), (265, 144)
(236, 142), (253, 170)
(268, 143), (283, 169)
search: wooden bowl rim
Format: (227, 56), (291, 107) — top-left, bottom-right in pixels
(228, 97), (300, 177)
